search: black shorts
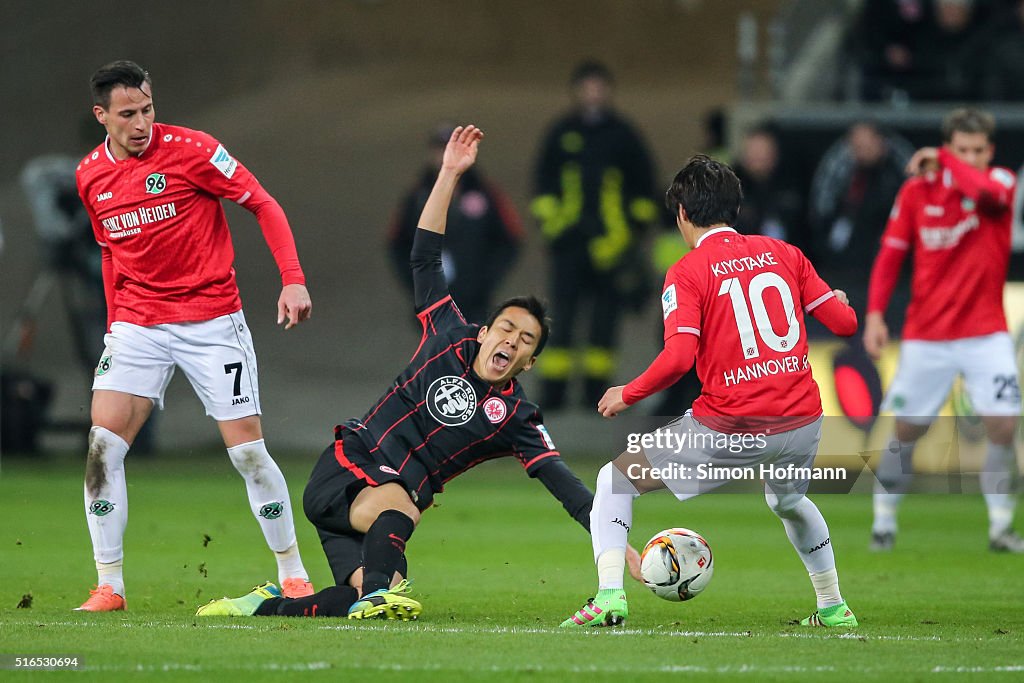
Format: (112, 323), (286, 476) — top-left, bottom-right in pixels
(303, 434), (409, 586)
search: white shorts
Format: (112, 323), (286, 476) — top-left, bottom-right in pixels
(93, 311), (262, 421)
(640, 412), (823, 501)
(882, 332), (1021, 424)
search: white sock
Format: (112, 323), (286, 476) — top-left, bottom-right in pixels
(226, 439), (307, 580)
(591, 463), (639, 591)
(872, 437), (914, 534)
(84, 426), (129, 594)
(274, 543), (308, 583)
(981, 441), (1019, 538)
(766, 491), (841, 607)
(97, 560), (124, 598)
(809, 568), (844, 609)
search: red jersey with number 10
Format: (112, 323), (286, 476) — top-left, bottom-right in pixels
(76, 122), (305, 327)
(663, 228), (838, 433)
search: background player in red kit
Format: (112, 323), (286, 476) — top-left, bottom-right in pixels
(195, 125), (629, 620)
(864, 108), (1023, 553)
(73, 61), (314, 611)
(561, 155), (860, 629)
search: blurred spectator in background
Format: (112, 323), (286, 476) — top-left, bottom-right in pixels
(530, 61), (659, 409)
(19, 154), (105, 367)
(980, 0), (1024, 100)
(701, 107), (731, 164)
(733, 124), (809, 254)
(909, 0), (989, 101)
(856, 0), (935, 101)
(809, 121), (913, 312)
(855, 0), (991, 102)
(388, 124), (523, 323)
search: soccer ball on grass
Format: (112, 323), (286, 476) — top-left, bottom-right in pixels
(639, 527), (713, 601)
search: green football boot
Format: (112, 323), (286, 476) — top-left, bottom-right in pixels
(195, 581), (279, 617)
(801, 601), (858, 627)
(347, 579), (421, 621)
(559, 588), (628, 628)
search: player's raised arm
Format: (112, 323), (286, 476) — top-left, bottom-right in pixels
(417, 125), (484, 236)
(411, 125), (483, 313)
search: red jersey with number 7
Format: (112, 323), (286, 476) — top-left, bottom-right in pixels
(662, 227), (846, 434)
(76, 122), (305, 327)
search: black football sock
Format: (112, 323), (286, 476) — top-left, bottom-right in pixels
(360, 509), (415, 595)
(255, 585), (358, 617)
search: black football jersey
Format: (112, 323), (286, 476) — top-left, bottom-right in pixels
(337, 230), (559, 509)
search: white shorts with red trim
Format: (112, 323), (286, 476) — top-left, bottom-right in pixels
(92, 311), (262, 421)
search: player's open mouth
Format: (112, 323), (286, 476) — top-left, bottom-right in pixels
(491, 351), (510, 372)
(130, 136), (148, 144)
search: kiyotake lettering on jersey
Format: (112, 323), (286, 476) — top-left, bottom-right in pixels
(710, 251), (778, 278)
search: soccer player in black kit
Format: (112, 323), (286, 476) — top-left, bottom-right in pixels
(197, 125), (638, 619)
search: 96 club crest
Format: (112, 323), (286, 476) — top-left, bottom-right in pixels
(426, 376), (477, 426)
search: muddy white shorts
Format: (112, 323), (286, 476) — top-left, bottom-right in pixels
(93, 310), (262, 421)
(882, 332), (1021, 424)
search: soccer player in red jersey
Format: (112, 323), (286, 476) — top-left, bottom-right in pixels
(73, 61), (315, 611)
(864, 108), (1023, 553)
(561, 155), (860, 628)
(195, 126), (628, 620)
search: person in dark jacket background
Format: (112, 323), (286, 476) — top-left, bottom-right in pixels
(388, 124), (523, 324)
(530, 61), (659, 409)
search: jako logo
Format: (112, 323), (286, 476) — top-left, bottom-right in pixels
(96, 192), (113, 202)
(808, 537), (831, 554)
(611, 517), (630, 531)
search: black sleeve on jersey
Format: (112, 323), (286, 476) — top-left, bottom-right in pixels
(411, 228), (448, 313)
(534, 458), (593, 532)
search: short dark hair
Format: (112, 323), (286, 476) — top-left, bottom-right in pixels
(664, 154), (743, 228)
(942, 107), (995, 143)
(570, 60), (613, 86)
(91, 60), (152, 109)
(484, 296), (551, 356)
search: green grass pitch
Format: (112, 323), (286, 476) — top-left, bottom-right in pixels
(1, 450), (1021, 681)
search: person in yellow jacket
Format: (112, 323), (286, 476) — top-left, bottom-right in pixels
(531, 61), (659, 409)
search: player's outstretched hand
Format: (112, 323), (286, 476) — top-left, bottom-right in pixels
(833, 289), (849, 306)
(598, 385), (629, 418)
(863, 311), (888, 361)
(278, 283), (312, 330)
(626, 545), (643, 583)
(905, 146), (939, 176)
(442, 125), (484, 176)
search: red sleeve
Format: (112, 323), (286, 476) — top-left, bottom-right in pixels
(183, 131), (305, 286)
(938, 148), (1014, 212)
(101, 247), (115, 332)
(242, 186), (305, 286)
(866, 243), (907, 316)
(78, 172), (117, 329)
(792, 244), (858, 336)
(622, 332), (698, 405)
(661, 261), (703, 342)
(867, 182), (914, 315)
(809, 295), (858, 337)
